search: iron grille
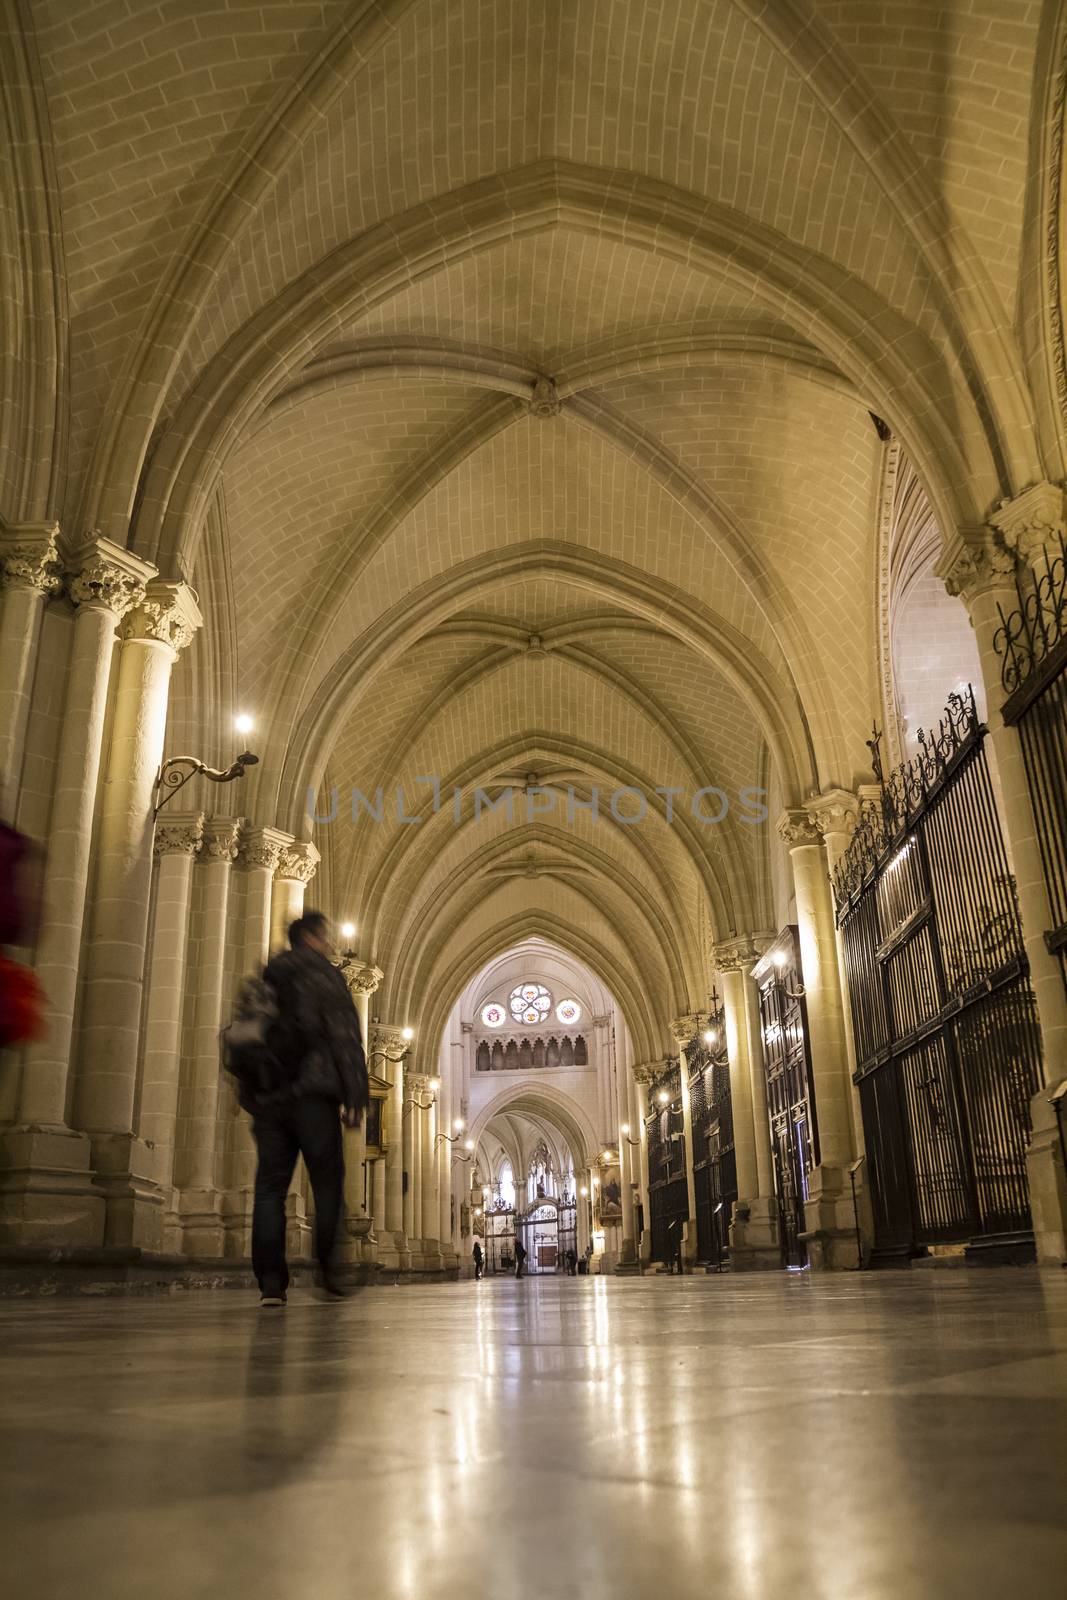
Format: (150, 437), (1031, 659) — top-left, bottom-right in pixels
(686, 1000), (736, 1265)
(646, 1066), (688, 1266)
(995, 534), (1067, 984)
(755, 929), (816, 1267)
(835, 691), (1043, 1261)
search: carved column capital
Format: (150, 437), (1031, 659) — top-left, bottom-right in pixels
(340, 959), (384, 1000)
(407, 1073), (431, 1096)
(711, 933), (766, 972)
(276, 840), (319, 885)
(804, 787), (859, 840)
(65, 535), (154, 617)
(370, 1024), (407, 1061)
(239, 825), (290, 874)
(0, 521), (63, 595)
(988, 480), (1066, 566)
(631, 1062), (656, 1086)
(121, 578), (202, 655)
(669, 1014), (700, 1049)
(776, 808), (824, 849)
(201, 816), (242, 862)
(460, 1019), (475, 1035)
(935, 529), (1016, 602)
(153, 811), (204, 858)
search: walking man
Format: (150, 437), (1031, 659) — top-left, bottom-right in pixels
(472, 1240), (483, 1280)
(514, 1237), (527, 1279)
(242, 912), (367, 1306)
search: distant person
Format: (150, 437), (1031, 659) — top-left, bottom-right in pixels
(472, 1240), (484, 1280)
(514, 1238), (527, 1279)
(224, 911), (368, 1307)
(566, 1248), (578, 1276)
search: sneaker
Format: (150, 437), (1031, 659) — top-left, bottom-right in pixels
(260, 1293), (287, 1308)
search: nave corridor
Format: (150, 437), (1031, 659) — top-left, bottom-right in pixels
(2, 1272), (1066, 1600)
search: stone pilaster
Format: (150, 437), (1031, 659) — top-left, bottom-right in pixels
(337, 957), (382, 1264)
(669, 1015), (700, 1267)
(373, 1025), (408, 1268)
(141, 813), (203, 1251)
(630, 1063), (654, 1263)
(173, 815), (241, 1256)
(777, 809), (857, 1268)
(712, 934), (780, 1270)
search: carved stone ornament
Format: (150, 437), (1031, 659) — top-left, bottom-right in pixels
(153, 813), (204, 858)
(804, 787), (859, 841)
(122, 579), (202, 655)
(528, 376), (561, 417)
(936, 532), (1016, 600)
(1, 524), (63, 595)
(631, 1063), (656, 1086)
(988, 480), (1066, 565)
(240, 828), (288, 874)
(69, 558), (146, 617)
(340, 960), (384, 1000)
(711, 934), (762, 973)
(370, 1025), (407, 1061)
(201, 817), (242, 862)
(276, 843), (319, 885)
(776, 808), (823, 849)
(670, 1014), (700, 1049)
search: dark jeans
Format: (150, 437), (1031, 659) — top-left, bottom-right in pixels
(251, 1096), (344, 1296)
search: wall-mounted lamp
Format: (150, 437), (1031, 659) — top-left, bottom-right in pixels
(154, 723), (259, 816)
(620, 1123), (641, 1149)
(771, 946), (806, 1000)
(656, 1089), (670, 1107)
(340, 921), (356, 944)
(579, 1184), (589, 1197)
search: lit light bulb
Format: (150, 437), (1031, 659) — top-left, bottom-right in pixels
(602, 1149), (614, 1162)
(234, 712), (254, 735)
(657, 1090), (669, 1105)
(621, 1122), (630, 1137)
(464, 1138), (474, 1151)
(702, 1028), (716, 1046)
(401, 1026), (414, 1041)
(428, 1076), (440, 1093)
(454, 1118), (465, 1132)
(579, 1185), (588, 1196)
(773, 949), (788, 970)
(340, 921), (355, 941)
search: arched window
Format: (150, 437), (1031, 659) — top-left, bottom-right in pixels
(476, 1040), (490, 1072)
(574, 1034), (588, 1066)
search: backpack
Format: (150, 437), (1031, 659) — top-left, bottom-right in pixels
(220, 974), (299, 1109)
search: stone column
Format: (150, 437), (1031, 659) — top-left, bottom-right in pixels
(0, 539), (150, 1247)
(139, 814), (203, 1249)
(630, 1065), (653, 1264)
(403, 1073), (422, 1252)
(713, 936), (780, 1269)
(270, 841), (318, 953)
(172, 815), (241, 1255)
(222, 826), (289, 1256)
(777, 809), (857, 1268)
(670, 1015), (700, 1268)
(373, 1026), (407, 1268)
(437, 1065), (455, 1263)
(74, 579), (201, 1249)
(337, 958), (381, 1266)
(940, 511), (1067, 1263)
(614, 1039), (637, 1267)
(0, 523), (62, 817)
(421, 1092), (440, 1266)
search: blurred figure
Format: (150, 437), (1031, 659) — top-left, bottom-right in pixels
(472, 1240), (483, 1280)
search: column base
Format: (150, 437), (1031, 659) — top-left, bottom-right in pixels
(0, 1125), (105, 1247)
(221, 1189), (252, 1259)
(374, 1230), (403, 1271)
(798, 1163), (864, 1270)
(1027, 1090), (1067, 1266)
(638, 1228), (652, 1265)
(729, 1196), (782, 1271)
(176, 1185), (225, 1257)
(90, 1133), (166, 1252)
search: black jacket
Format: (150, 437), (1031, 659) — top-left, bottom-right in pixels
(262, 946), (369, 1112)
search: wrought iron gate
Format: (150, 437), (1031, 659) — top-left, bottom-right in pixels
(687, 996), (736, 1266)
(834, 690), (1043, 1261)
(646, 1065), (689, 1266)
(995, 533), (1067, 986)
(754, 930), (816, 1267)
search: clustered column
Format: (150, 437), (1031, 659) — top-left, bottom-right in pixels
(670, 1015), (701, 1268)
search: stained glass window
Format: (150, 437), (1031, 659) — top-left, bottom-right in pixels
(555, 998), (581, 1026)
(480, 1002), (506, 1028)
(509, 982), (551, 1025)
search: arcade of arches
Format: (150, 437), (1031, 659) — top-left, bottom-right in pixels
(4, 0), (1067, 1296)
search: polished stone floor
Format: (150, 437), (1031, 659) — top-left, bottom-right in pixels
(1, 1271), (1066, 1599)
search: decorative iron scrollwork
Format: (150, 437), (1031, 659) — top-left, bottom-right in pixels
(994, 532), (1067, 695)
